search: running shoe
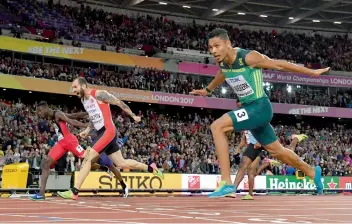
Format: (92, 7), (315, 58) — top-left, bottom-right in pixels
(263, 158), (281, 166)
(242, 194), (254, 200)
(122, 184), (129, 198)
(57, 190), (79, 200)
(269, 159), (281, 166)
(100, 165), (113, 178)
(29, 193), (45, 201)
(314, 166), (323, 195)
(208, 184), (236, 198)
(292, 134), (308, 143)
(150, 163), (164, 179)
(106, 168), (113, 178)
(216, 181), (236, 198)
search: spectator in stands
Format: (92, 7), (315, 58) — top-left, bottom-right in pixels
(1, 97), (351, 176)
(3, 0), (352, 71)
(0, 53), (351, 108)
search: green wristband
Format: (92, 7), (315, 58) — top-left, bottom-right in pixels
(206, 87), (212, 93)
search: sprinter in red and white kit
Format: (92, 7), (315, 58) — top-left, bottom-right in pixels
(58, 77), (164, 200)
(30, 101), (87, 200)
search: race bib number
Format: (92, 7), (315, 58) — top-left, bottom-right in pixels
(72, 145), (85, 158)
(86, 110), (104, 130)
(76, 145), (84, 153)
(91, 113), (102, 121)
(89, 111), (104, 127)
(234, 108), (249, 122)
(226, 75), (254, 97)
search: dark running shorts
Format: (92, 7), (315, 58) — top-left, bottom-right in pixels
(91, 127), (119, 155)
(227, 97), (277, 146)
(243, 143), (265, 161)
(98, 152), (113, 167)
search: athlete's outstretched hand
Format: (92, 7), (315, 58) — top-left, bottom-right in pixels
(133, 116), (141, 123)
(79, 130), (89, 139)
(190, 89), (208, 96)
(311, 67), (330, 77)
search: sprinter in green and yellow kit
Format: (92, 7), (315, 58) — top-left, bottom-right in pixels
(190, 28), (329, 198)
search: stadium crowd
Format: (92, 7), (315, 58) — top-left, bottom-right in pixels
(2, 0), (352, 71)
(0, 97), (351, 177)
(0, 54), (351, 108)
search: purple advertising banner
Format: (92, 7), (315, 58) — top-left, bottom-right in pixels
(150, 92), (352, 118)
(178, 62), (352, 88)
(2, 74), (350, 118)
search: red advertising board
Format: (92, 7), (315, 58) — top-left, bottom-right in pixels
(339, 177), (352, 189)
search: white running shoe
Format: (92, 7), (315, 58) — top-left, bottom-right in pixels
(122, 185), (129, 198)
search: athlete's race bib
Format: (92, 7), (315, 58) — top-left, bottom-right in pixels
(89, 112), (103, 123)
(226, 75), (254, 98)
(83, 97), (105, 130)
(88, 111), (104, 129)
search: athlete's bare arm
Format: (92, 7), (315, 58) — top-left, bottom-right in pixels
(55, 111), (88, 128)
(190, 70), (225, 95)
(80, 120), (94, 138)
(65, 112), (89, 119)
(95, 90), (140, 122)
(254, 142), (262, 149)
(245, 51), (330, 77)
(206, 70), (226, 91)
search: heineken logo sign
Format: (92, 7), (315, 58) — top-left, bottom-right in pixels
(268, 177), (315, 189)
(266, 176), (339, 190)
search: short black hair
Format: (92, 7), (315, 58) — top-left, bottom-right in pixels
(76, 77), (88, 87)
(208, 28), (229, 40)
(37, 101), (48, 107)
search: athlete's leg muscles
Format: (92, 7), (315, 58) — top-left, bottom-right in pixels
(74, 147), (99, 190)
(222, 126), (234, 133)
(210, 113), (234, 184)
(91, 163), (101, 170)
(108, 164), (128, 197)
(263, 140), (314, 178)
(98, 152), (125, 187)
(41, 143), (66, 196)
(234, 156), (253, 189)
(90, 154), (101, 170)
(108, 165), (124, 183)
(287, 137), (299, 151)
(108, 150), (148, 171)
(248, 156), (260, 196)
(256, 161), (270, 176)
(252, 125), (315, 179)
(90, 155), (99, 164)
(39, 156), (55, 196)
(73, 129), (117, 191)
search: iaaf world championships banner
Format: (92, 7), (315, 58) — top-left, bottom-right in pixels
(1, 36), (350, 88)
(0, 75), (351, 118)
(178, 62), (352, 88)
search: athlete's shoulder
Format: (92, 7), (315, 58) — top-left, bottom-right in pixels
(236, 48), (252, 67)
(92, 89), (110, 98)
(90, 89), (97, 97)
(54, 110), (65, 121)
(234, 47), (251, 52)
